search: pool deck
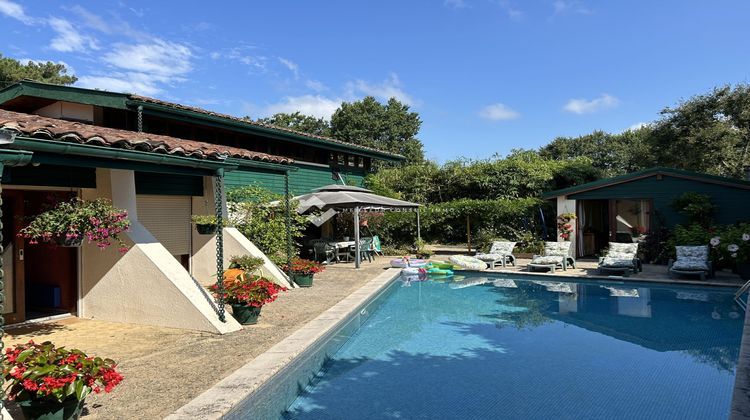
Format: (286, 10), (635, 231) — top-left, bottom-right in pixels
(3, 256), (748, 419)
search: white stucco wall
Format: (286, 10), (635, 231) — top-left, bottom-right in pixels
(79, 169), (240, 334)
(191, 176), (293, 288)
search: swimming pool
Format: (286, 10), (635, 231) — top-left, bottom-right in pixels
(282, 273), (744, 420)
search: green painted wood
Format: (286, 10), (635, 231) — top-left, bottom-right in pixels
(0, 81), (129, 109)
(225, 164), (366, 195)
(2, 164), (96, 188)
(135, 172), (203, 196)
(570, 175), (750, 226)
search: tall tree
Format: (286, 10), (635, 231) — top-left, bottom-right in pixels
(649, 84), (750, 178)
(0, 54), (77, 88)
(330, 96), (424, 165)
(253, 111), (331, 137)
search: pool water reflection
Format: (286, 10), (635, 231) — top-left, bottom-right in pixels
(283, 274), (743, 420)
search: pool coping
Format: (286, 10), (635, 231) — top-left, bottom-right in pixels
(166, 268), (401, 420)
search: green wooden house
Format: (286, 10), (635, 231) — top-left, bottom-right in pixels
(542, 167), (750, 258)
(0, 80), (404, 196)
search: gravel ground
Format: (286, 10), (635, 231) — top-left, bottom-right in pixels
(4, 259), (392, 419)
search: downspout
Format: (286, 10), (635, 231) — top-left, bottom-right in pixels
(137, 105), (143, 133)
(214, 168), (226, 322)
(285, 172), (293, 271)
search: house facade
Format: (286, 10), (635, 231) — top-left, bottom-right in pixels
(0, 81), (401, 333)
(543, 167), (750, 258)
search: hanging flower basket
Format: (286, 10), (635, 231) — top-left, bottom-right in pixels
(19, 198), (130, 253)
(195, 224), (218, 235)
(52, 235), (84, 248)
(192, 215), (224, 235)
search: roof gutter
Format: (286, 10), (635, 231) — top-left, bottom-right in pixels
(10, 136), (236, 172)
(225, 157), (297, 173)
(130, 101), (405, 162)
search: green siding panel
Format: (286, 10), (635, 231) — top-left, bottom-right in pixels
(135, 172), (203, 196)
(2, 164), (96, 188)
(225, 164), (366, 195)
(570, 175), (750, 226)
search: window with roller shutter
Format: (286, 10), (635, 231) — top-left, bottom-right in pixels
(136, 195), (192, 257)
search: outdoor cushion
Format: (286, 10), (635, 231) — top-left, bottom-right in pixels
(450, 255), (487, 271)
(475, 253), (507, 262)
(543, 241), (571, 257)
(675, 246), (709, 261)
(488, 241), (516, 255)
(608, 242), (639, 255)
(601, 257), (635, 268)
(531, 255), (564, 265)
(672, 257), (709, 271)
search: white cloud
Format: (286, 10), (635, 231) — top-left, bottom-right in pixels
(263, 95), (342, 120)
(305, 79), (327, 92)
(553, 0), (592, 15)
(444, 0), (467, 8)
(625, 122), (649, 131)
(0, 0), (33, 24)
(48, 17), (99, 52)
(479, 103), (520, 121)
(563, 94), (619, 114)
(278, 57), (299, 78)
(102, 40), (192, 78)
(496, 0), (523, 20)
(347, 73), (416, 106)
(77, 74), (164, 96)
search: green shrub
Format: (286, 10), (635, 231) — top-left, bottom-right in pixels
(226, 185), (309, 266)
(672, 192), (716, 227)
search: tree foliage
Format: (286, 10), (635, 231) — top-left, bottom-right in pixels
(330, 96), (424, 165)
(0, 54), (77, 88)
(253, 111), (331, 137)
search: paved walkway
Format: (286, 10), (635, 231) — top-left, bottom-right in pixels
(4, 260), (392, 419)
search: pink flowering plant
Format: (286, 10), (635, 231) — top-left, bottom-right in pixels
(713, 223), (750, 264)
(19, 198), (131, 253)
(2, 341), (123, 403)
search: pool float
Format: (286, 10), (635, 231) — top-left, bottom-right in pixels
(429, 261), (455, 270)
(449, 255), (487, 271)
(427, 267), (454, 276)
(401, 267), (426, 276)
(390, 258), (428, 268)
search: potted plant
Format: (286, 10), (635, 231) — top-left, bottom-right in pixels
(191, 215), (222, 235)
(19, 198), (130, 253)
(209, 270), (285, 325)
(282, 258), (324, 287)
(719, 226), (750, 280)
(2, 340), (123, 420)
(229, 255), (265, 274)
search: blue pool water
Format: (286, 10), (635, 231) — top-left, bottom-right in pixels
(283, 274), (744, 420)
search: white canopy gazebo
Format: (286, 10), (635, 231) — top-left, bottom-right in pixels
(294, 185), (420, 268)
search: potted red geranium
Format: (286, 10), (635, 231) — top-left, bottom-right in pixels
(2, 341), (123, 420)
(210, 269), (285, 325)
(282, 258), (325, 287)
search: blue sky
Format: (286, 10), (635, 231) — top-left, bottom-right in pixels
(1, 0), (749, 162)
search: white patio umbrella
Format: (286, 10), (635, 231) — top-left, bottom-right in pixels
(294, 185), (421, 268)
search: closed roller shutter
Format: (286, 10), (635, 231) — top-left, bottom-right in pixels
(136, 195), (192, 256)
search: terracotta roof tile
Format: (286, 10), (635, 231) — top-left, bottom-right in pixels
(129, 95), (404, 159)
(0, 109), (292, 164)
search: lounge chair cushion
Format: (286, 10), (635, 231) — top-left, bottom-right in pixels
(488, 241), (516, 254)
(531, 255), (564, 265)
(601, 242), (639, 268)
(475, 253), (508, 262)
(450, 255), (487, 271)
(672, 246), (710, 271)
(543, 241), (571, 257)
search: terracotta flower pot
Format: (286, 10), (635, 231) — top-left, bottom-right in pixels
(231, 304), (261, 325)
(18, 397), (85, 420)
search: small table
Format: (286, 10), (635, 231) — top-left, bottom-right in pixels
(334, 241), (355, 249)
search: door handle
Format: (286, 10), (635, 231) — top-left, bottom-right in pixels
(18, 248), (24, 261)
